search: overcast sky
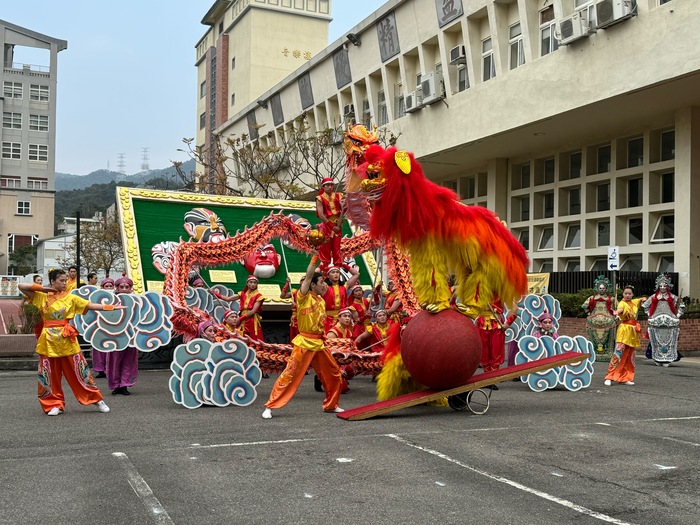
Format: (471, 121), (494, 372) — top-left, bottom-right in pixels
(3, 0), (386, 175)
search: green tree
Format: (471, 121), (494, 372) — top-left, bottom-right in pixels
(8, 244), (37, 275)
(58, 216), (124, 277)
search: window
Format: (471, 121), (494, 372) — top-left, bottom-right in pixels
(0, 177), (21, 188)
(658, 256), (674, 272)
(200, 81), (206, 98)
(570, 152), (582, 179)
(3, 81), (22, 99)
(518, 230), (529, 250)
(28, 144), (48, 162)
(457, 66), (469, 92)
(231, 57), (236, 69)
(597, 221), (610, 246)
(521, 164), (530, 188)
(565, 224), (581, 248)
(539, 260), (553, 272)
(661, 172), (674, 203)
(540, 6), (559, 56)
(27, 179), (48, 190)
(443, 180), (457, 191)
(2, 112), (21, 129)
(2, 142), (21, 160)
(544, 158), (555, 183)
(627, 137), (643, 167)
(565, 260), (581, 272)
(597, 145), (611, 173)
(520, 196), (530, 221)
(569, 188), (581, 215)
(660, 130), (674, 161)
(482, 38), (495, 81)
(231, 93), (235, 106)
(628, 178), (642, 207)
(590, 258), (607, 271)
(539, 227), (554, 251)
(509, 23), (525, 70)
(377, 91), (388, 126)
(17, 201), (31, 215)
(629, 218), (643, 244)
(460, 176), (476, 199)
(218, 21), (224, 34)
(597, 183), (610, 211)
(651, 215), (674, 242)
(621, 255), (642, 272)
(361, 98), (371, 129)
(29, 114), (49, 132)
(575, 0), (597, 26)
(199, 112), (206, 129)
(659, 0), (672, 5)
(30, 84), (49, 101)
(7, 233), (37, 254)
(396, 94), (406, 118)
(543, 192), (554, 218)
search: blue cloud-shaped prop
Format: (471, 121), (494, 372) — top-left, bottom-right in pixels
(169, 338), (262, 409)
(185, 285), (239, 323)
(515, 335), (595, 392)
(72, 287), (173, 352)
(505, 294), (561, 343)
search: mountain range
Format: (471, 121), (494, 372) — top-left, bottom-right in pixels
(55, 159), (196, 191)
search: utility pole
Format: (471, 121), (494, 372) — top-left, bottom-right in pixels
(117, 153), (126, 181)
(141, 147), (150, 172)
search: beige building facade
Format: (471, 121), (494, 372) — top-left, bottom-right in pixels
(0, 20), (66, 274)
(197, 0), (700, 298)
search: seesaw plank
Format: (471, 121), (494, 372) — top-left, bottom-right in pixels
(338, 351), (588, 421)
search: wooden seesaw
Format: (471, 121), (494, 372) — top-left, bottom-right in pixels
(337, 351), (589, 421)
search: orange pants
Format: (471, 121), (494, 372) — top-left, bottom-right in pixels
(605, 343), (636, 383)
(37, 354), (104, 413)
(265, 345), (342, 411)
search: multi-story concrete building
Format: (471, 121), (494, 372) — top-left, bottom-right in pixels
(195, 0), (332, 192)
(196, 0), (700, 298)
(0, 20), (66, 275)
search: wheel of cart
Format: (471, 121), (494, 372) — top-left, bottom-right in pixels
(447, 388), (491, 414)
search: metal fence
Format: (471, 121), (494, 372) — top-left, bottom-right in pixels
(547, 271), (678, 297)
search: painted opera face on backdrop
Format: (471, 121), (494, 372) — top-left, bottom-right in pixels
(183, 208), (228, 243)
(243, 243), (281, 279)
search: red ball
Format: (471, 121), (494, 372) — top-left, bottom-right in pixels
(401, 309), (482, 390)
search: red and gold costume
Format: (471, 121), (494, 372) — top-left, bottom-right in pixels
(327, 321), (354, 340)
(363, 321), (392, 352)
(605, 298), (643, 384)
(348, 295), (371, 326)
(475, 298), (516, 373)
(239, 289), (264, 341)
(384, 290), (403, 324)
(316, 188), (343, 269)
(265, 289), (343, 412)
(322, 283), (348, 332)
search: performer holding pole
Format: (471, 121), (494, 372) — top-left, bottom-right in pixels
(316, 177), (344, 271)
(262, 251), (344, 419)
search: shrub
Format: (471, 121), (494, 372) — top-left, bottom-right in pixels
(7, 315), (18, 334)
(18, 303), (41, 334)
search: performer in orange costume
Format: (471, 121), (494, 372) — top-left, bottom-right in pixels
(316, 177), (344, 271)
(262, 253), (344, 419)
(605, 286), (646, 386)
(321, 265), (359, 332)
(214, 276), (265, 341)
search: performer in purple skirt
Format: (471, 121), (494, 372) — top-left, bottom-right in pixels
(105, 275), (139, 395)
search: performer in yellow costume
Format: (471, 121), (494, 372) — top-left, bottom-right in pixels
(262, 252), (344, 419)
(19, 269), (125, 416)
(605, 286), (646, 386)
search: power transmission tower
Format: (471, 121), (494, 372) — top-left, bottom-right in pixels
(117, 153), (126, 181)
(141, 147), (150, 172)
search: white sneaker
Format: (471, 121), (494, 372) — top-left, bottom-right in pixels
(662, 363), (670, 367)
(95, 400), (110, 413)
(604, 380), (611, 386)
(324, 407), (345, 413)
(262, 408), (272, 419)
(47, 407), (63, 416)
(624, 381), (635, 386)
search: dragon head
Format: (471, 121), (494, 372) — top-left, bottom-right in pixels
(344, 123), (379, 163)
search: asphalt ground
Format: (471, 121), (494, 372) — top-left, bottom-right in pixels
(1, 356), (699, 525)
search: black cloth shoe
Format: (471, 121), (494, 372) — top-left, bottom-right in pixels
(96, 372), (106, 378)
(112, 388), (122, 395)
(314, 375), (324, 392)
(121, 386), (131, 396)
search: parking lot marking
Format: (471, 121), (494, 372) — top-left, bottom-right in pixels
(190, 438), (314, 449)
(661, 436), (700, 447)
(113, 452), (174, 525)
(387, 434), (637, 525)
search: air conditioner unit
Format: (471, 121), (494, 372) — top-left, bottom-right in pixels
(343, 103), (355, 117)
(421, 71), (445, 105)
(559, 11), (591, 45)
(449, 45), (466, 65)
(595, 0), (635, 29)
(405, 89), (423, 113)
